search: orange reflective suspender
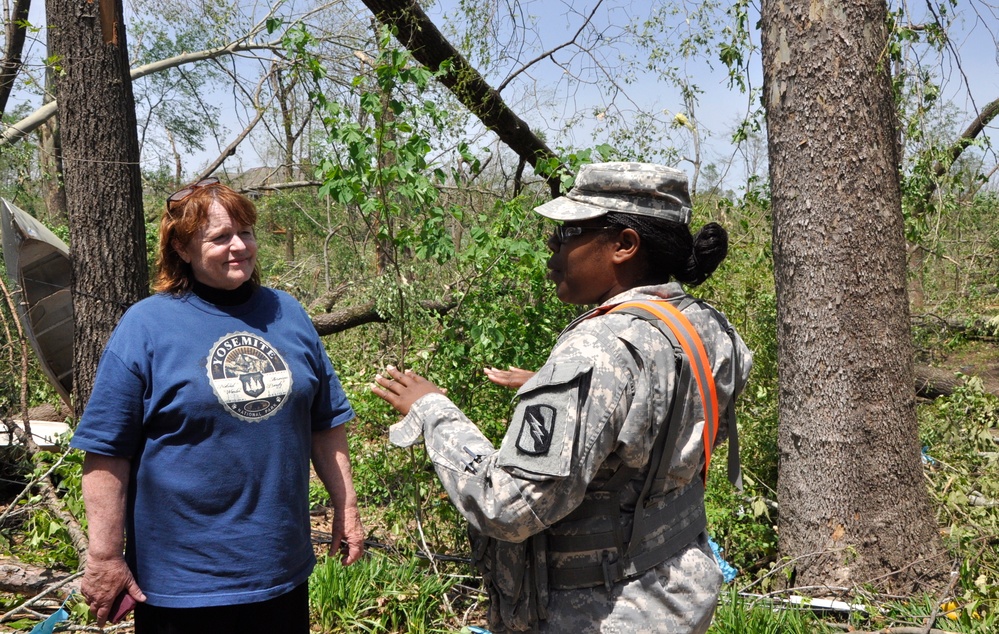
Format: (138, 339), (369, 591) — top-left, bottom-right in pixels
(607, 299), (720, 482)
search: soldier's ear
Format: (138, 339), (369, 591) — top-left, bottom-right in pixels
(610, 228), (640, 264)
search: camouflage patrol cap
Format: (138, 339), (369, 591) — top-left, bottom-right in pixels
(534, 162), (692, 224)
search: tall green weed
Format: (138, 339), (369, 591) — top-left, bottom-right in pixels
(309, 553), (462, 633)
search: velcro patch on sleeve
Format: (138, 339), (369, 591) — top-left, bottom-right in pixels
(516, 404), (558, 455)
(497, 361), (592, 478)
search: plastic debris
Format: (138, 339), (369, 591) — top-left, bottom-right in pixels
(708, 536), (738, 583)
(29, 605), (68, 634)
(921, 446), (937, 466)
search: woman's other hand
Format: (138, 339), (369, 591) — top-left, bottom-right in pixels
(372, 366), (445, 415)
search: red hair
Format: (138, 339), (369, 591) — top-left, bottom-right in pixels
(153, 183), (260, 294)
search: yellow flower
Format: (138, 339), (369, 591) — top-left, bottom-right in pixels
(941, 600), (960, 620)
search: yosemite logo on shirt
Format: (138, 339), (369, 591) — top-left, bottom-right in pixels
(207, 332), (292, 421)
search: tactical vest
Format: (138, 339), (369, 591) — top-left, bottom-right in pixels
(470, 297), (744, 631)
(545, 297), (743, 591)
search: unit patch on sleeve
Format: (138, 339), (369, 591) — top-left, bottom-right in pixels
(207, 331), (292, 422)
(516, 404), (557, 455)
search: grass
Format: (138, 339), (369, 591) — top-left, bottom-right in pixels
(309, 550), (469, 633)
(708, 588), (840, 633)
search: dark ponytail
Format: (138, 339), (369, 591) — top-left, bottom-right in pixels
(603, 212), (728, 286)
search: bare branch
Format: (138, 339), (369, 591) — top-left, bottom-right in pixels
(496, 0), (605, 93)
(358, 0), (563, 197)
(242, 180), (324, 193)
(0, 41), (283, 147)
(197, 105), (267, 180)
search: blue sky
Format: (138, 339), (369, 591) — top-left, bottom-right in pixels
(10, 0), (996, 191)
(423, 0), (998, 192)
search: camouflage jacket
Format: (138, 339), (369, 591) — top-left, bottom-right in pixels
(389, 282), (752, 631)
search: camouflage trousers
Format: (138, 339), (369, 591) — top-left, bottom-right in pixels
(488, 534), (723, 634)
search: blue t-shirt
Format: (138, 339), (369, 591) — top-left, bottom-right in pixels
(71, 287), (354, 608)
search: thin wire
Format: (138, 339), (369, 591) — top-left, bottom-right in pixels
(15, 276), (134, 309)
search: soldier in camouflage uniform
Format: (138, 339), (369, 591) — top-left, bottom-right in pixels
(374, 162), (752, 633)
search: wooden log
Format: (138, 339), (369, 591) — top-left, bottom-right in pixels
(311, 300), (455, 336)
(0, 557), (79, 595)
(914, 364), (999, 399)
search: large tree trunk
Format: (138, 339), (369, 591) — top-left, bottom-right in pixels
(46, 0), (148, 414)
(37, 49), (68, 225)
(0, 0), (32, 117)
(760, 0), (944, 592)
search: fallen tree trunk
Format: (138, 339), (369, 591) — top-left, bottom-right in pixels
(914, 364), (999, 399)
(311, 300), (455, 336)
(912, 313), (999, 341)
(0, 557), (79, 595)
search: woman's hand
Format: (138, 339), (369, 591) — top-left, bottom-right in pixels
(311, 426), (366, 567)
(484, 366), (536, 390)
(372, 366), (445, 415)
(80, 453), (144, 626)
(81, 554), (145, 627)
(330, 503), (366, 566)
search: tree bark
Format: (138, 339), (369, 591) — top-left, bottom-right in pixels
(358, 0), (562, 197)
(46, 0), (148, 414)
(760, 0), (944, 592)
(37, 34), (68, 225)
(0, 557), (80, 595)
(0, 0), (31, 117)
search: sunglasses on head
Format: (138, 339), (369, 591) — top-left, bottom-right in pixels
(167, 177), (220, 205)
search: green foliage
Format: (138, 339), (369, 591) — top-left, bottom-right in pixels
(705, 475), (778, 577)
(698, 176), (779, 494)
(873, 593), (998, 633)
(918, 379), (999, 622)
(309, 553), (461, 633)
(5, 448), (84, 570)
(888, 1), (993, 271)
(291, 27), (463, 285)
(309, 480), (331, 509)
(0, 108), (43, 207)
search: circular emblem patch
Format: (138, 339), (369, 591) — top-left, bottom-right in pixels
(207, 332), (292, 422)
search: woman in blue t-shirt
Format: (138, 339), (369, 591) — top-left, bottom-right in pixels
(72, 179), (365, 633)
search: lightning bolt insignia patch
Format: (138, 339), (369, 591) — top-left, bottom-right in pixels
(516, 404), (557, 455)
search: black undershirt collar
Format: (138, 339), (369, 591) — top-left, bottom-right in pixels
(191, 280), (255, 306)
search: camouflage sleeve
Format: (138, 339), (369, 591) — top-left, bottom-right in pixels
(395, 318), (658, 544)
(391, 391), (550, 542)
(735, 331), (753, 392)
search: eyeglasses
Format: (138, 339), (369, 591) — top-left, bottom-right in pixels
(167, 177), (220, 205)
(550, 224), (618, 245)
